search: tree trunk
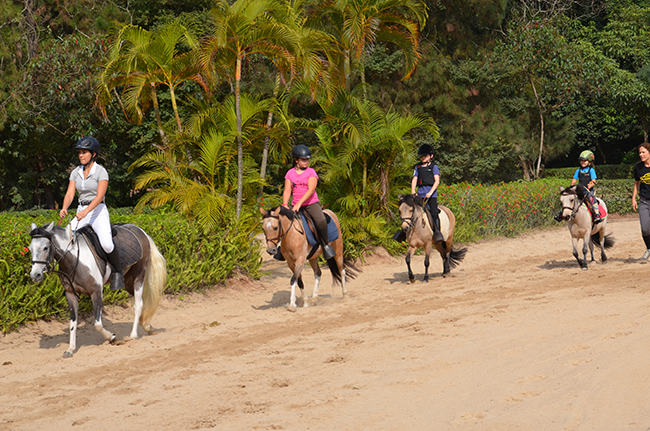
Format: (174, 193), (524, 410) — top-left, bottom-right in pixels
(641, 112), (649, 143)
(529, 74), (545, 179)
(236, 56), (243, 219)
(258, 111), (273, 201)
(151, 88), (168, 145)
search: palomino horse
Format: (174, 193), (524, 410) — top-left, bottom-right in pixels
(398, 194), (467, 282)
(260, 206), (358, 311)
(558, 185), (614, 270)
(29, 222), (167, 357)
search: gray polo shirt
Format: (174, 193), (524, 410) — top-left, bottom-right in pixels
(70, 163), (109, 204)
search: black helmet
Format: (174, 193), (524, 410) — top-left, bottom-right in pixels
(74, 136), (101, 155)
(417, 144), (434, 157)
(292, 144), (312, 159)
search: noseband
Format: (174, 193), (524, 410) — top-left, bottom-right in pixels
(561, 192), (584, 221)
(263, 212), (301, 247)
(30, 229), (80, 297)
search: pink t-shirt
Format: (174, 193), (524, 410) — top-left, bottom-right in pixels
(285, 167), (320, 207)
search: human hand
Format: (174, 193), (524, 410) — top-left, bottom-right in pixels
(75, 208), (89, 221)
(633, 199), (638, 212)
(292, 204), (301, 213)
(59, 208), (68, 219)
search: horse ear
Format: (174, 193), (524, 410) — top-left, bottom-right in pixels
(31, 222), (37, 231)
(559, 186), (565, 192)
(398, 193), (403, 200)
(271, 207), (281, 217)
(259, 206), (267, 217)
(45, 222), (55, 232)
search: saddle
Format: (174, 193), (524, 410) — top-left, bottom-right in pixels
(76, 224), (144, 276)
(299, 211), (339, 247)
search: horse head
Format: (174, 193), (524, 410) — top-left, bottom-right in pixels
(398, 194), (420, 232)
(29, 222), (71, 283)
(260, 206), (283, 255)
(559, 186), (581, 221)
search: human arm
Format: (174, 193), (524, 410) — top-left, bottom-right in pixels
(282, 177), (292, 209)
(570, 178), (578, 186)
(292, 176), (318, 212)
(633, 180), (640, 212)
(588, 168), (597, 190)
(425, 175), (441, 199)
(59, 180), (77, 219)
(75, 180), (108, 221)
(411, 176), (418, 195)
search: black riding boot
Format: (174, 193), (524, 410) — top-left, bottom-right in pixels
(273, 247), (285, 261)
(107, 248), (125, 290)
(392, 229), (406, 242)
(553, 210), (564, 222)
(318, 226), (336, 260)
(432, 214), (444, 245)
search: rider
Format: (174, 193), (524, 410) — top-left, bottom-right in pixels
(59, 136), (125, 290)
(412, 144), (444, 244)
(281, 144), (336, 261)
(554, 150), (601, 223)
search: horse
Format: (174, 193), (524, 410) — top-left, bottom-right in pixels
(260, 206), (358, 311)
(558, 185), (614, 270)
(29, 221), (167, 357)
(397, 194), (467, 282)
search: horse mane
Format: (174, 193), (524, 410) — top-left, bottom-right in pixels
(30, 226), (52, 239)
(560, 184), (586, 200)
(265, 206), (295, 220)
(399, 194), (424, 208)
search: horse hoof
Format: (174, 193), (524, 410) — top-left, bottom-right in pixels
(143, 323), (153, 334)
(109, 334), (117, 344)
(581, 266), (588, 271)
(422, 278), (429, 283)
(63, 351), (73, 358)
(287, 305), (297, 312)
(409, 278), (415, 284)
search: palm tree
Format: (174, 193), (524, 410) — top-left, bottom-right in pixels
(131, 93), (275, 231)
(309, 0), (428, 99)
(97, 19), (208, 146)
(200, 0), (300, 218)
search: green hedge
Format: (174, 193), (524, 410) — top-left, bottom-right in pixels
(0, 209), (262, 333)
(543, 165), (635, 180)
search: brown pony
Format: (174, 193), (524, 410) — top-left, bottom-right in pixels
(260, 206), (357, 311)
(398, 194), (467, 282)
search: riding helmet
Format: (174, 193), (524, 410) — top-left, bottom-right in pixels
(74, 136), (101, 155)
(579, 150), (595, 162)
(292, 144), (312, 159)
(417, 144), (434, 157)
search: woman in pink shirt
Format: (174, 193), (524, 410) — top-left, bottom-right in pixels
(281, 145), (336, 260)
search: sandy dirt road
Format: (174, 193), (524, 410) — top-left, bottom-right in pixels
(2, 214), (650, 431)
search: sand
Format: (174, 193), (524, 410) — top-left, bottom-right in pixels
(2, 214), (650, 431)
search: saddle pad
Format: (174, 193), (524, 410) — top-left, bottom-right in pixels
(584, 200), (607, 222)
(300, 214), (339, 247)
(76, 224), (143, 270)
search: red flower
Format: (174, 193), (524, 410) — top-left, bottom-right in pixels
(20, 251), (24, 255)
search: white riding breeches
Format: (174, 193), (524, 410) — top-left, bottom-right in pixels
(69, 203), (115, 253)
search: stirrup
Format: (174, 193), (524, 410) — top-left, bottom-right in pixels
(322, 244), (336, 260)
(110, 271), (125, 290)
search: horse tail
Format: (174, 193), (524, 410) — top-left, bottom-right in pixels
(327, 257), (342, 285)
(343, 258), (361, 280)
(140, 235), (168, 327)
(591, 233), (615, 250)
(448, 246), (468, 269)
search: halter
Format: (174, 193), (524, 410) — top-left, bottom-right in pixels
(30, 228), (81, 298)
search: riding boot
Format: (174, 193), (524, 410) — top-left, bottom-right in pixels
(591, 202), (602, 223)
(107, 248), (125, 290)
(273, 247), (285, 261)
(392, 229), (406, 242)
(553, 210), (564, 222)
(318, 226), (336, 260)
(432, 214), (444, 245)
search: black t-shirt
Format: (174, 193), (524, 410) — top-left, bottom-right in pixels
(634, 162), (650, 200)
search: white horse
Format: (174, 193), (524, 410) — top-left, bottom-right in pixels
(558, 185), (614, 270)
(29, 222), (167, 357)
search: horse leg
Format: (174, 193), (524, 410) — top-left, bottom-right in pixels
(309, 258), (322, 304)
(405, 245), (416, 283)
(423, 243), (432, 283)
(288, 260), (307, 312)
(64, 291), (79, 358)
(129, 279), (144, 339)
(600, 230), (608, 263)
(571, 237), (586, 270)
(91, 288), (117, 344)
(580, 236), (589, 270)
(438, 242), (450, 276)
(588, 233), (596, 263)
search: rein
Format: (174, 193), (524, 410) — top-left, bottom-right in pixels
(561, 192), (586, 221)
(400, 203), (426, 231)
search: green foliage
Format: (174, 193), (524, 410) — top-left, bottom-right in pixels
(0, 208), (262, 333)
(543, 164), (635, 180)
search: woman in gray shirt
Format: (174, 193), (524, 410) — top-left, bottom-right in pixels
(59, 136), (124, 290)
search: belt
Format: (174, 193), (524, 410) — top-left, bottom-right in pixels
(79, 200), (104, 206)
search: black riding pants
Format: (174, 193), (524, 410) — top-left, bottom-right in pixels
(302, 202), (329, 242)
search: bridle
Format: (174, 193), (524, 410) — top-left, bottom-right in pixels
(30, 229), (81, 298)
(262, 211), (302, 248)
(561, 192), (585, 221)
(400, 202), (424, 232)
